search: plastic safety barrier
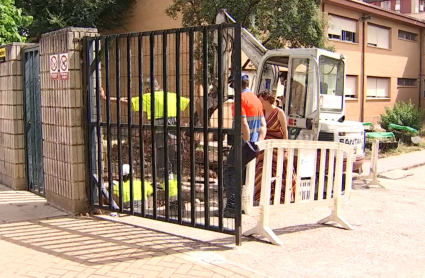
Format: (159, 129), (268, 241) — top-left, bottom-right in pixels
(242, 140), (354, 245)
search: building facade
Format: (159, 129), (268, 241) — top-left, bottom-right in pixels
(324, 0), (425, 123)
(364, 0), (425, 14)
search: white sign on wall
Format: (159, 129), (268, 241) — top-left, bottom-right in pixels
(59, 53), (69, 80)
(50, 55), (59, 80)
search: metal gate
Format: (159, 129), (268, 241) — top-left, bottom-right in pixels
(23, 46), (44, 195)
(84, 24), (244, 244)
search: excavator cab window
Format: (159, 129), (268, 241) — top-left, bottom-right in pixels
(318, 56), (344, 113)
(257, 56), (289, 108)
(256, 54), (320, 140)
(287, 58), (317, 118)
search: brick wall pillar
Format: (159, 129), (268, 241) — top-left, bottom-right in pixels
(40, 28), (98, 213)
(0, 43), (34, 190)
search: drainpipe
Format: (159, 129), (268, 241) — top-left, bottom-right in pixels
(360, 19), (366, 122)
(419, 28), (423, 108)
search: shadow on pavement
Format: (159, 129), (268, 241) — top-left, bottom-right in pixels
(0, 216), (233, 267)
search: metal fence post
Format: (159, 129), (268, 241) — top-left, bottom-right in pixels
(233, 23), (243, 246)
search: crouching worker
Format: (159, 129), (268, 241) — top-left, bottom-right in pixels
(113, 164), (181, 212)
(113, 164), (154, 210)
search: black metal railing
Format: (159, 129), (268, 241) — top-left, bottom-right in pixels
(84, 23), (243, 244)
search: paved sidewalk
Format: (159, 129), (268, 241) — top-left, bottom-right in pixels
(358, 149), (425, 177)
(0, 184), (266, 278)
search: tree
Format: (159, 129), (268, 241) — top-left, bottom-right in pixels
(166, 0), (327, 49)
(15, 0), (135, 41)
(0, 0), (32, 44)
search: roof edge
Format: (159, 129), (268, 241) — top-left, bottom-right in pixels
(324, 0), (425, 27)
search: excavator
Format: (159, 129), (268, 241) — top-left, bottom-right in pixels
(203, 9), (366, 171)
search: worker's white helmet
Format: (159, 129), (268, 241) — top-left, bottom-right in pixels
(122, 164), (130, 175)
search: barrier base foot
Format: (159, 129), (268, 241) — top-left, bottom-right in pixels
(243, 223), (283, 246)
(318, 212), (354, 230)
(318, 198), (354, 230)
(365, 178), (386, 189)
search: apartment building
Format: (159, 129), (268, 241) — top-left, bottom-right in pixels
(364, 0), (425, 13)
(111, 0), (425, 124)
(324, 0), (425, 123)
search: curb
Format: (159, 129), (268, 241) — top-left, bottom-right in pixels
(353, 161), (425, 180)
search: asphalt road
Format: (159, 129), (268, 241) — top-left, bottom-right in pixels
(216, 165), (425, 278)
(98, 165), (425, 278)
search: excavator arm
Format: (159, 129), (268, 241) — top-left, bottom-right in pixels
(195, 9), (276, 128)
(215, 9), (267, 69)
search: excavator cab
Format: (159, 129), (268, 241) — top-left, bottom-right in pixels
(254, 50), (322, 141)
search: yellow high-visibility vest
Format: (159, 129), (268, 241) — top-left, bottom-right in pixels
(131, 91), (190, 120)
(114, 180), (153, 203)
(113, 179), (179, 203)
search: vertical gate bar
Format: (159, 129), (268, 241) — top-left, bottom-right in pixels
(189, 29), (196, 226)
(84, 37), (94, 208)
(36, 51), (41, 193)
(116, 36), (124, 212)
(25, 51), (32, 192)
(202, 27), (210, 228)
(105, 37), (114, 210)
(30, 52), (36, 192)
(162, 31), (170, 221)
(233, 23), (243, 246)
(29, 52), (35, 192)
(150, 32), (158, 219)
(36, 50), (44, 195)
(35, 51), (42, 194)
(138, 34), (146, 217)
(217, 26), (224, 231)
(127, 34), (134, 214)
(175, 31), (183, 224)
(22, 51), (30, 192)
(95, 38), (103, 208)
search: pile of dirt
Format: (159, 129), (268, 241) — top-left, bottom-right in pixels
(106, 130), (218, 181)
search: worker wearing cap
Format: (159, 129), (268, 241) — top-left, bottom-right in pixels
(113, 164), (154, 209)
(100, 79), (189, 200)
(218, 73), (266, 218)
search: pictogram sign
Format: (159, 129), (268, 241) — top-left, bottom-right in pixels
(59, 53), (69, 80)
(50, 55), (59, 80)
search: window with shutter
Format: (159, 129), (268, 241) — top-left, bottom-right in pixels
(328, 15), (357, 43)
(345, 76), (357, 98)
(367, 77), (390, 98)
(368, 24), (390, 49)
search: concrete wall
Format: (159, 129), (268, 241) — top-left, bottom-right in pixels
(0, 43), (32, 190)
(39, 28), (98, 213)
(325, 3), (423, 124)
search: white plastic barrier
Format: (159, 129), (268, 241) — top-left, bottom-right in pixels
(366, 140), (385, 188)
(242, 140), (355, 245)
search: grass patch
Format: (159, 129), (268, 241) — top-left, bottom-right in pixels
(365, 138), (425, 161)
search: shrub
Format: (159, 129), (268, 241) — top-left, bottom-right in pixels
(379, 100), (425, 131)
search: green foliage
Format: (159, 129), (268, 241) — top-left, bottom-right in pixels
(15, 0), (135, 41)
(379, 100), (425, 131)
(0, 0), (33, 44)
(166, 0), (327, 49)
